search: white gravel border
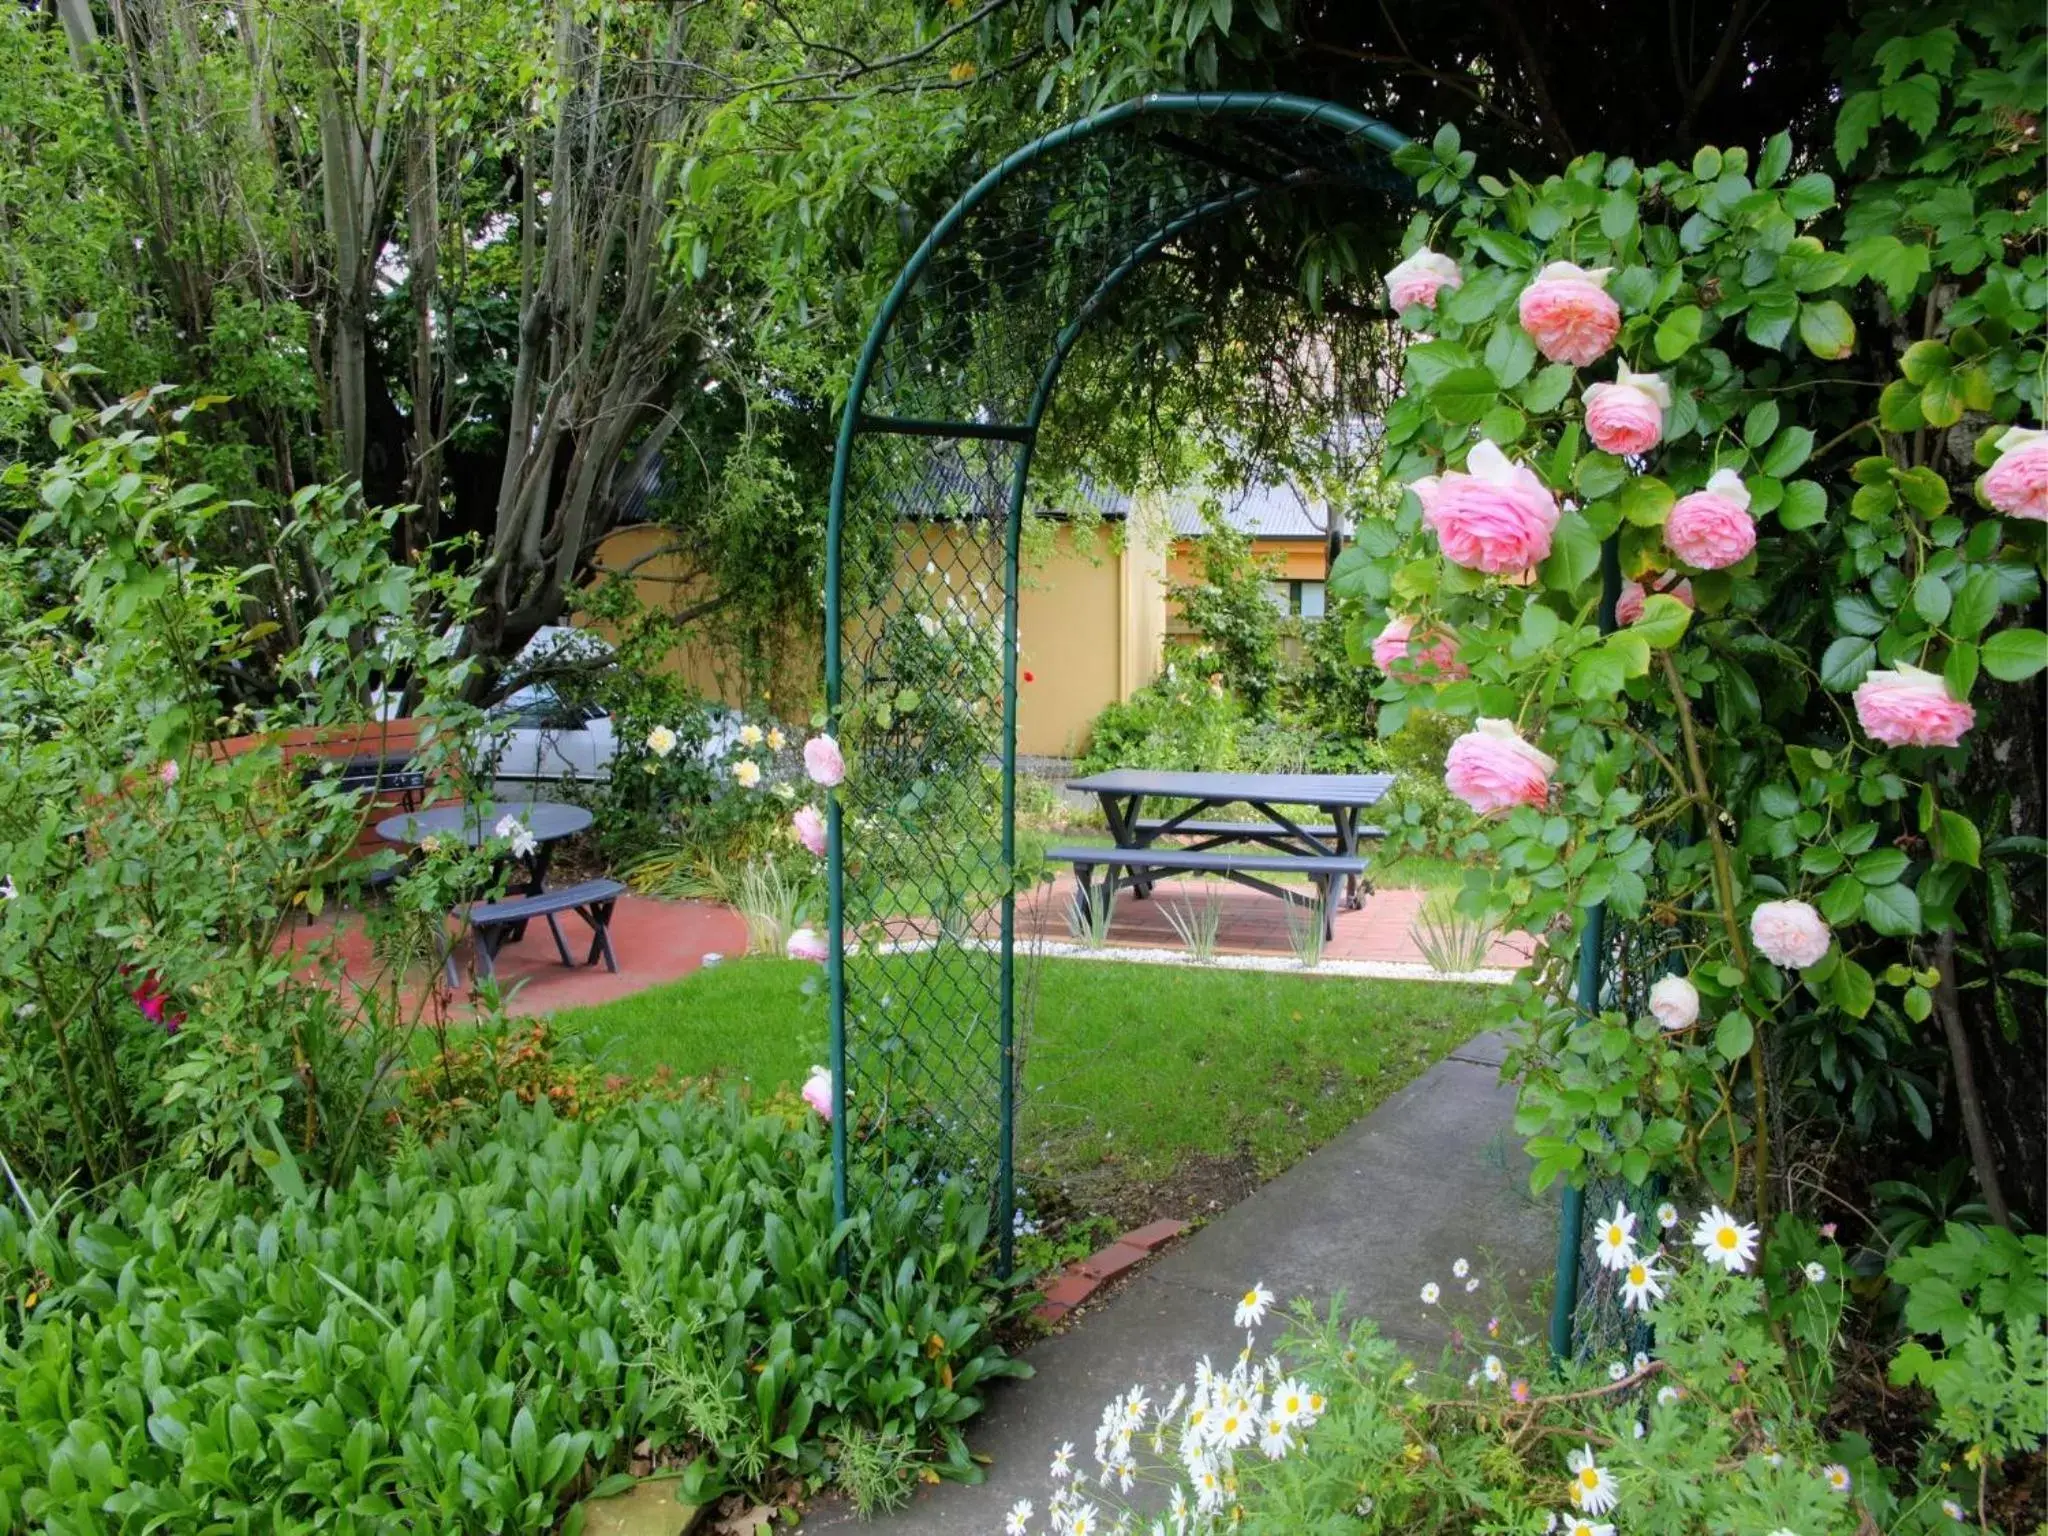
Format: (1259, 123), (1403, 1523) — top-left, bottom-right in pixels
(872, 935), (1518, 986)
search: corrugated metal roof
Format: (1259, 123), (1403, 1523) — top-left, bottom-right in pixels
(1164, 479), (1331, 540)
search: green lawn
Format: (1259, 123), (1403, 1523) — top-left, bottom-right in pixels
(551, 955), (1497, 1190)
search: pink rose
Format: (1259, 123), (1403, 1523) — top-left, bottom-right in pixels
(1982, 427), (2048, 521)
(1750, 899), (1831, 969)
(801, 1064), (834, 1121)
(802, 734), (845, 787)
(1517, 262), (1621, 367)
(1582, 364), (1671, 456)
(792, 805), (827, 857)
(1413, 441), (1562, 574)
(1385, 247), (1463, 312)
(1371, 616), (1469, 681)
(1648, 974), (1700, 1031)
(1616, 575), (1694, 626)
(1854, 663), (1975, 748)
(157, 760), (180, 787)
(1444, 718), (1556, 815)
(786, 927), (828, 963)
(1664, 470), (1756, 569)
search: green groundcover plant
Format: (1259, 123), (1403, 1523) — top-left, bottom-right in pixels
(0, 1094), (1024, 1532)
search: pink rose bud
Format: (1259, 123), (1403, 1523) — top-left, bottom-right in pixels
(1750, 898), (1831, 969)
(1413, 441), (1562, 574)
(158, 760), (180, 786)
(792, 804), (827, 857)
(1517, 261), (1621, 366)
(801, 1064), (835, 1120)
(1664, 469), (1757, 570)
(1582, 364), (1671, 456)
(786, 927), (828, 964)
(1370, 616), (1468, 681)
(802, 734), (846, 787)
(1616, 575), (1694, 627)
(1853, 663), (1975, 748)
(1981, 426), (2048, 521)
(1385, 247), (1463, 312)
(1443, 718), (1556, 815)
(1648, 973), (1700, 1031)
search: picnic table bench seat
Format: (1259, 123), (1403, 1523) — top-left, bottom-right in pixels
(1046, 844), (1367, 941)
(447, 877), (626, 985)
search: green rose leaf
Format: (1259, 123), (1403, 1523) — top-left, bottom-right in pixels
(1433, 367), (1500, 425)
(1910, 573), (1952, 626)
(1948, 567), (2001, 638)
(1616, 476), (1675, 527)
(1631, 594), (1693, 649)
(1820, 636), (1877, 691)
(1778, 480), (1827, 530)
(1654, 305), (1703, 362)
(1981, 627), (2048, 682)
(1863, 880), (1923, 937)
(1831, 957), (1875, 1019)
(1782, 171), (1837, 218)
(1798, 299), (1857, 360)
(1714, 1012), (1754, 1063)
(1539, 510), (1602, 594)
(1878, 378), (1925, 432)
(1933, 809), (1981, 869)
(1521, 363), (1575, 414)
(1759, 426), (1815, 478)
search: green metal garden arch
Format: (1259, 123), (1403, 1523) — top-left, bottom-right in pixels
(819, 93), (1416, 1273)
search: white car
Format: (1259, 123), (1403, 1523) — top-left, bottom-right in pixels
(484, 684), (618, 785)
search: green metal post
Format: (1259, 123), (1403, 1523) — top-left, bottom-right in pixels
(1549, 534), (1625, 1363)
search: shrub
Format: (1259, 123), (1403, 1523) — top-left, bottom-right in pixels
(0, 1093), (1024, 1530)
(1169, 503), (1283, 710)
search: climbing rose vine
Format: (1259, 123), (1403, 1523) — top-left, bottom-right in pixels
(1340, 15), (2044, 1216)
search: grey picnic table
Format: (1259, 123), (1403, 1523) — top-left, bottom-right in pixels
(375, 800), (593, 939)
(1064, 768), (1396, 913)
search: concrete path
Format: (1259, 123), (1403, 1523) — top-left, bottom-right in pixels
(804, 1031), (1556, 1531)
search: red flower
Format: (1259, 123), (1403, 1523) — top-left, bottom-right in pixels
(127, 971), (186, 1035)
(1022, 670), (1035, 683)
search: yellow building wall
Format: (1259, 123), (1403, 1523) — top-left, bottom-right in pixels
(1164, 537), (1328, 633)
(585, 520), (1166, 758)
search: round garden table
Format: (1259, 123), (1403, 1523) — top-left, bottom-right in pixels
(376, 801), (593, 930)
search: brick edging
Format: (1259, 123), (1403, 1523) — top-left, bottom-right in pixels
(1032, 1218), (1187, 1324)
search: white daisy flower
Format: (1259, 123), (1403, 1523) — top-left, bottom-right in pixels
(1483, 1354), (1505, 1383)
(1452, 1257), (1470, 1278)
(1271, 1379), (1310, 1425)
(1594, 1202), (1638, 1272)
(1067, 1501), (1100, 1535)
(1607, 1361), (1628, 1382)
(1257, 1415), (1293, 1459)
(1620, 1256), (1667, 1311)
(1656, 1201), (1679, 1229)
(1050, 1442), (1073, 1479)
(1464, 1276), (1481, 1292)
(1632, 1351), (1651, 1373)
(1214, 1406), (1253, 1448)
(1822, 1463), (1852, 1493)
(1656, 1384), (1680, 1406)
(1567, 1443), (1618, 1515)
(1804, 1260), (1829, 1284)
(1006, 1499), (1033, 1535)
(1691, 1205), (1760, 1272)
(1564, 1519), (1614, 1536)
(1305, 1389), (1326, 1418)
(1234, 1282), (1274, 1330)
(1420, 1282), (1440, 1305)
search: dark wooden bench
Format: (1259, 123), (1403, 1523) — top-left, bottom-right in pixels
(1132, 817), (1386, 848)
(1047, 844), (1368, 942)
(449, 877), (626, 985)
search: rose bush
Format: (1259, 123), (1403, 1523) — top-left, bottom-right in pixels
(1340, 8), (2045, 1233)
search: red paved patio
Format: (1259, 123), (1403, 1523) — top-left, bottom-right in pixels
(1012, 873), (1531, 970)
(292, 894), (749, 1017)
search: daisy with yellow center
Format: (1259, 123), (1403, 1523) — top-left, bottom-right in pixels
(1566, 1443), (1618, 1516)
(1822, 1463), (1853, 1493)
(1690, 1205), (1760, 1272)
(1566, 1520), (1615, 1536)
(1594, 1201), (1637, 1272)
(1620, 1255), (1667, 1311)
(1234, 1281), (1274, 1329)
